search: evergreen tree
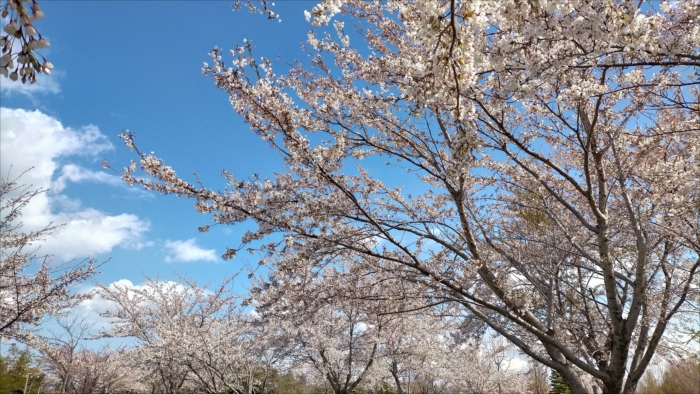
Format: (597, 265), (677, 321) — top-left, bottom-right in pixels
(0, 345), (45, 394)
(548, 370), (571, 394)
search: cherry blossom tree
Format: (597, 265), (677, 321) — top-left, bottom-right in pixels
(377, 307), (525, 394)
(442, 337), (525, 394)
(39, 317), (93, 394)
(252, 268), (386, 394)
(112, 1), (700, 393)
(95, 278), (193, 394)
(96, 275), (263, 394)
(42, 343), (141, 394)
(381, 312), (446, 394)
(1, 172), (97, 343)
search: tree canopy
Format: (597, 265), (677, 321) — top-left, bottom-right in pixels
(113, 1), (700, 394)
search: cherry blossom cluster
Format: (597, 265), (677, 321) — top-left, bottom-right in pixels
(0, 0), (51, 82)
(233, 0), (280, 22)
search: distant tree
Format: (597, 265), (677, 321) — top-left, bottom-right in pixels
(636, 357), (700, 394)
(526, 360), (549, 394)
(251, 261), (526, 394)
(38, 316), (142, 394)
(38, 317), (92, 394)
(0, 345), (44, 394)
(262, 371), (308, 394)
(251, 263), (400, 394)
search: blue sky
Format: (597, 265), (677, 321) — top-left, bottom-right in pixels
(0, 1), (330, 314)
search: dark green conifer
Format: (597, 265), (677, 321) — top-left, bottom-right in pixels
(549, 370), (571, 394)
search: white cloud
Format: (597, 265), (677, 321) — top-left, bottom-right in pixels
(588, 273), (604, 289)
(42, 209), (149, 260)
(164, 238), (217, 263)
(0, 107), (149, 260)
(67, 292), (117, 330)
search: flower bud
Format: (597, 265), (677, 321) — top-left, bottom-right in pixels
(25, 25), (36, 36)
(43, 61), (53, 69)
(0, 54), (11, 67)
(4, 21), (19, 35)
(34, 10), (44, 19)
(0, 67), (8, 77)
(35, 38), (49, 48)
(42, 66), (50, 75)
(10, 71), (18, 81)
(17, 54), (26, 64)
(1, 9), (8, 18)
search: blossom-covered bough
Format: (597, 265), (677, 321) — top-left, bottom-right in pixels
(0, 0), (52, 82)
(112, 1), (700, 393)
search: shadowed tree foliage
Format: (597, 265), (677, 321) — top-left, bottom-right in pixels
(0, 345), (44, 394)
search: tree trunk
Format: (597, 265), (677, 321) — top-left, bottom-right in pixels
(390, 361), (404, 394)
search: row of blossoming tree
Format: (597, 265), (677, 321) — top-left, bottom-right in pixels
(12, 269), (529, 393)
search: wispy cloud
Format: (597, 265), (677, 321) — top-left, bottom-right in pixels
(51, 163), (153, 199)
(0, 70), (61, 96)
(52, 164), (123, 192)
